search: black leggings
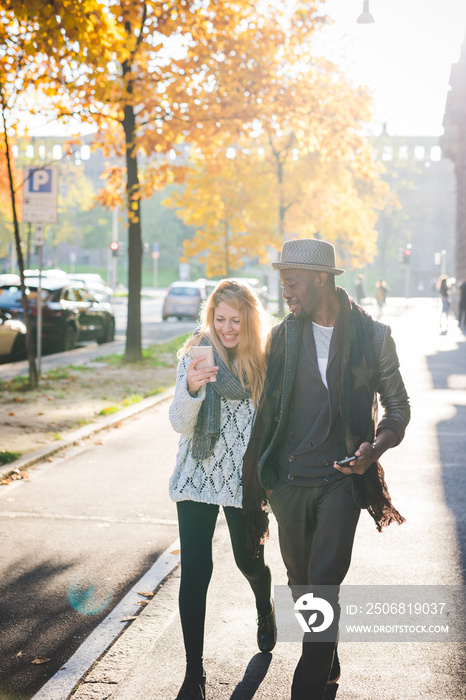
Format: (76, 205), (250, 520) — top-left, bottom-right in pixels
(176, 500), (272, 673)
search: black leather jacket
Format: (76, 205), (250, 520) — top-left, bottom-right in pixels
(258, 290), (410, 491)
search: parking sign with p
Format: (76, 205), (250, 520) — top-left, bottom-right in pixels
(29, 168), (53, 193)
(23, 166), (58, 223)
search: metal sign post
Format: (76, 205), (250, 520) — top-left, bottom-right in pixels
(35, 224), (45, 373)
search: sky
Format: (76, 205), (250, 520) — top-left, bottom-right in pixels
(319, 0), (466, 136)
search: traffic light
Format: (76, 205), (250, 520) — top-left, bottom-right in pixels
(402, 245), (412, 264)
(110, 241), (120, 257)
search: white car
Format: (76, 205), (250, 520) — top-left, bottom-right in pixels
(68, 274), (113, 303)
(0, 311), (27, 362)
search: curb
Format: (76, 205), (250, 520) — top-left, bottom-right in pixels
(31, 537), (181, 700)
(0, 386), (175, 481)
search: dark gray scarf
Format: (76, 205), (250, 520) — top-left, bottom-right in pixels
(192, 335), (251, 460)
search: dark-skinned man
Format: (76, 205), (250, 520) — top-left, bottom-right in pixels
(243, 238), (410, 700)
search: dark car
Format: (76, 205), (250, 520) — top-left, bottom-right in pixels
(0, 278), (115, 352)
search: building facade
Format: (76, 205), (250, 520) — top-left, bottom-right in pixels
(442, 32), (466, 282)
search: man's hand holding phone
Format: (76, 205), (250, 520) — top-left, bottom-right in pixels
(334, 442), (374, 475)
(334, 430), (399, 475)
(187, 346), (219, 396)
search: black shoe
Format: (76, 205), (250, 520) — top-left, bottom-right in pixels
(175, 670), (206, 700)
(328, 648), (340, 684)
(257, 599), (277, 653)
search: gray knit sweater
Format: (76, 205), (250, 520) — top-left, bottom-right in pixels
(168, 354), (254, 507)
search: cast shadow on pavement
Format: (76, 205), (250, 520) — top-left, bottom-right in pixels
(0, 547), (164, 700)
(229, 653), (271, 699)
(437, 402), (466, 579)
(426, 340), (466, 579)
(228, 653), (339, 699)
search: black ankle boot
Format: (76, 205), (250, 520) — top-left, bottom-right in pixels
(257, 599), (277, 653)
(175, 670), (206, 700)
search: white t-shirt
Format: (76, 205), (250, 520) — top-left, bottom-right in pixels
(312, 322), (334, 388)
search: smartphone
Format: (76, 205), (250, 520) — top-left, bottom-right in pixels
(191, 346), (217, 382)
(336, 456), (357, 467)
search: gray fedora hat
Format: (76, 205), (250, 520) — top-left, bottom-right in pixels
(272, 238), (344, 275)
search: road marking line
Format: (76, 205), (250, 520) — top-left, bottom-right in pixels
(0, 511), (178, 525)
(31, 537), (180, 700)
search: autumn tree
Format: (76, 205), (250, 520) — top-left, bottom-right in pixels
(0, 0), (119, 384)
(3, 0), (329, 356)
(167, 146), (276, 277)
(167, 71), (390, 307)
(43, 0), (327, 359)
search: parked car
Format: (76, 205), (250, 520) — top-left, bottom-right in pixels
(24, 268), (68, 279)
(229, 278), (269, 307)
(0, 310), (27, 362)
(68, 274), (113, 303)
(0, 278), (115, 352)
(162, 281), (209, 321)
(0, 273), (21, 286)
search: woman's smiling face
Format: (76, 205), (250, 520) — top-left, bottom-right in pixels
(213, 301), (241, 350)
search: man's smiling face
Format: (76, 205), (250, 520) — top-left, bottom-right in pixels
(280, 269), (323, 318)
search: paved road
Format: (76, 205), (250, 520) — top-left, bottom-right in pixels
(0, 397), (179, 700)
(0, 293), (197, 382)
(0, 298), (464, 700)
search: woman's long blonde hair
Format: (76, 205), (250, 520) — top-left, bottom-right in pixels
(178, 279), (271, 407)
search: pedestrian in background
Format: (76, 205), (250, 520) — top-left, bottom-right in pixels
(169, 279), (276, 700)
(354, 273), (365, 304)
(458, 279), (466, 330)
(243, 239), (410, 700)
(375, 279), (389, 317)
(438, 275), (451, 335)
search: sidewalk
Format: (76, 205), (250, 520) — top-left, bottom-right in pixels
(23, 299), (466, 700)
(62, 301), (465, 700)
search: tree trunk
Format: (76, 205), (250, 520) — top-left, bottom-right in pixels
(122, 67), (142, 362)
(1, 101), (38, 387)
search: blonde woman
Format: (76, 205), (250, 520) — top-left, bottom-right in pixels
(169, 279), (276, 700)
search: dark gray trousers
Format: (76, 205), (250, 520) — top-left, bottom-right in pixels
(269, 475), (361, 700)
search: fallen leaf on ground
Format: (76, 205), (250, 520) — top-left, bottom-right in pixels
(171, 549), (180, 555)
(45, 458), (53, 463)
(135, 600), (148, 607)
(8, 412), (15, 416)
(120, 616), (137, 622)
(137, 591), (154, 598)
(114, 422), (122, 428)
(32, 657), (51, 664)
(47, 397), (54, 401)
(94, 440), (104, 445)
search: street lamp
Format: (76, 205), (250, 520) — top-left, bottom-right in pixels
(356, 0), (375, 24)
